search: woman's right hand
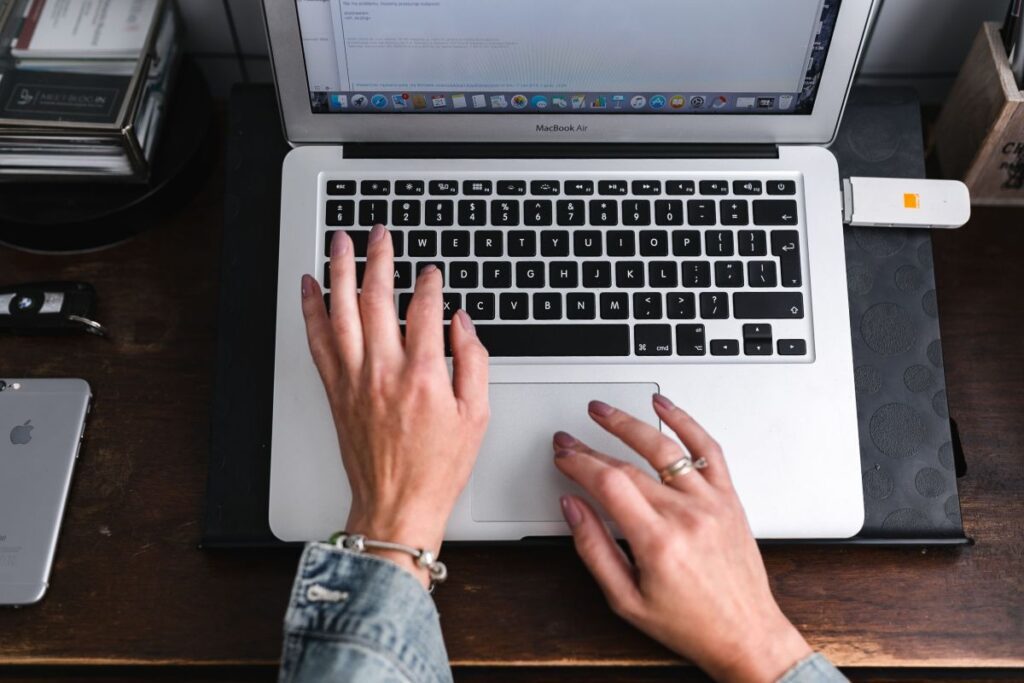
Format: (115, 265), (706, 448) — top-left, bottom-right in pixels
(554, 395), (812, 683)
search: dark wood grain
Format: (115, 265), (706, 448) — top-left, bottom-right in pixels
(0, 138), (1021, 682)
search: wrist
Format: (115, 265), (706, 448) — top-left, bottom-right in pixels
(708, 612), (812, 683)
(344, 513), (445, 590)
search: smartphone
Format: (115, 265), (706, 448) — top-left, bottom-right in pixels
(0, 379), (91, 606)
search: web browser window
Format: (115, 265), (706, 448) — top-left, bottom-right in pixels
(295, 0), (841, 115)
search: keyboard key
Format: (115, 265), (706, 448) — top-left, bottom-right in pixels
(524, 200), (553, 226)
(615, 261), (645, 287)
(600, 292), (629, 319)
(397, 293), (412, 320)
(583, 261), (612, 288)
(733, 180), (762, 195)
(648, 261), (679, 288)
(748, 261), (777, 287)
(358, 200), (388, 226)
(744, 340), (772, 356)
(666, 292), (696, 319)
(497, 180), (527, 196)
(408, 231), (437, 256)
(632, 180), (661, 195)
(706, 230), (734, 257)
(541, 230), (570, 257)
(533, 293), (562, 320)
(714, 261), (744, 287)
(700, 292), (729, 319)
(556, 200), (586, 226)
(733, 292), (804, 319)
(672, 230), (701, 256)
(361, 180), (390, 195)
(491, 200), (520, 226)
(565, 180), (594, 195)
(395, 180), (425, 196)
(441, 230), (470, 256)
(655, 200), (684, 226)
(429, 180), (458, 195)
(711, 339), (740, 356)
(333, 230), (403, 257)
(475, 231), (503, 256)
(766, 180), (797, 195)
(463, 180), (492, 195)
(634, 324), (672, 356)
(567, 292), (596, 320)
(598, 180), (628, 195)
(499, 293), (529, 319)
(326, 200), (355, 227)
(699, 180), (729, 195)
(753, 200), (798, 225)
(720, 200), (749, 226)
(393, 262), (413, 289)
(589, 200), (618, 226)
(355, 261), (366, 288)
(778, 339), (808, 356)
(457, 200), (486, 226)
(549, 261), (579, 288)
(530, 180), (560, 195)
(633, 293), (663, 320)
(516, 261), (545, 288)
(676, 324), (706, 356)
(771, 230), (802, 287)
(392, 200), (421, 226)
(666, 180), (696, 195)
(574, 230), (602, 256)
(639, 230), (668, 256)
(623, 200), (652, 226)
(425, 200), (454, 226)
(483, 262), (512, 288)
(442, 293), (462, 320)
(687, 200), (716, 225)
(471, 324), (629, 357)
(607, 230), (636, 256)
(467, 293), (495, 320)
(738, 230), (767, 256)
(682, 261), (711, 288)
(508, 230), (537, 256)
(449, 262), (478, 288)
(742, 323), (772, 341)
(327, 180), (356, 196)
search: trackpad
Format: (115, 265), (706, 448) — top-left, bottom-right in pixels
(472, 382), (659, 522)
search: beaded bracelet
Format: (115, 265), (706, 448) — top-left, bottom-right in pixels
(329, 531), (448, 591)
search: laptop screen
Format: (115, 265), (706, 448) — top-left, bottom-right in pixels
(294, 0), (841, 116)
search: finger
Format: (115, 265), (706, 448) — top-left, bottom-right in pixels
(301, 274), (342, 390)
(652, 394), (733, 489)
(404, 265), (445, 364)
(451, 310), (490, 422)
(553, 431), (673, 504)
(358, 224), (403, 362)
(327, 230), (364, 369)
(554, 447), (661, 543)
(587, 400), (711, 494)
(561, 495), (643, 621)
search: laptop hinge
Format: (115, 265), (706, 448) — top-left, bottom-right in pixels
(341, 143), (779, 160)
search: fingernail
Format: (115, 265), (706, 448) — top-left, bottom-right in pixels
(332, 230), (349, 256)
(553, 431), (577, 448)
(455, 309), (476, 336)
(300, 274), (312, 299)
(652, 393), (675, 411)
(368, 224), (387, 245)
(588, 400), (614, 417)
(560, 496), (583, 528)
(554, 448), (574, 459)
(419, 264), (437, 275)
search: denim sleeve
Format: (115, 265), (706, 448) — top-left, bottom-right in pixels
(279, 543), (453, 683)
(777, 652), (849, 683)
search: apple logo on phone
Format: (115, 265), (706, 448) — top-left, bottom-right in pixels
(9, 420), (33, 446)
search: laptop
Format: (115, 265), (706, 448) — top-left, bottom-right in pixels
(264, 0), (876, 542)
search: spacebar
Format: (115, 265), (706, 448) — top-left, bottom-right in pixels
(470, 324), (630, 357)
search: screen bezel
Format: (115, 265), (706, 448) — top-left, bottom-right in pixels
(263, 0), (879, 146)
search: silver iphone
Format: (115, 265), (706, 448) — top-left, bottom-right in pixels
(0, 379), (91, 606)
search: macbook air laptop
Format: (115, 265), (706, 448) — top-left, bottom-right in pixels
(264, 0), (877, 541)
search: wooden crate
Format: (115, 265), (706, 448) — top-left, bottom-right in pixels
(934, 22), (1024, 206)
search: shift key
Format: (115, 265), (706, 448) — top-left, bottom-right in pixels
(733, 292), (805, 319)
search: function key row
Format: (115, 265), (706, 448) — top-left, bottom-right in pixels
(326, 179), (798, 197)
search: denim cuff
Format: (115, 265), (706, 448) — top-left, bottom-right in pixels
(281, 543), (452, 683)
(777, 652), (849, 683)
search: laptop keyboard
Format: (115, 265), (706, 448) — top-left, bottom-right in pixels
(320, 175), (813, 362)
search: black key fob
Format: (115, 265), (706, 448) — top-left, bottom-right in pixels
(0, 282), (108, 337)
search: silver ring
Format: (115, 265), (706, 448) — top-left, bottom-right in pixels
(659, 456), (694, 484)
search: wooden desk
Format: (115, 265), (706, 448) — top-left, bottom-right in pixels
(0, 156), (1021, 680)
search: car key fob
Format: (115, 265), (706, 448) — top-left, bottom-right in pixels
(0, 282), (108, 337)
